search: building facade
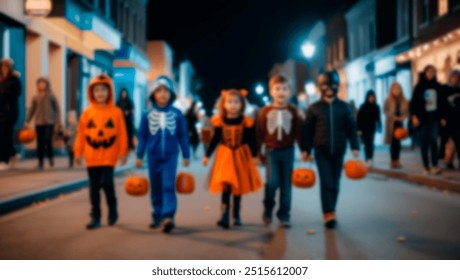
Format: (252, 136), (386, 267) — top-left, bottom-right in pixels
(0, 0), (150, 152)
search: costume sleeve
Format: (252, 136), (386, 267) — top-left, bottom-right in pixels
(357, 106), (364, 132)
(177, 112), (191, 160)
(117, 109), (128, 157)
(376, 105), (382, 131)
(410, 85), (421, 119)
(293, 108), (303, 150)
(52, 94), (62, 125)
(136, 112), (149, 159)
(303, 106), (316, 154)
(243, 125), (257, 157)
(346, 105), (360, 151)
(205, 127), (222, 158)
(73, 112), (86, 158)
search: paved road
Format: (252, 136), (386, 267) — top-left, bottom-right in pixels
(1, 159), (460, 260)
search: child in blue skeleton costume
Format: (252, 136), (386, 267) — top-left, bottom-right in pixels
(136, 76), (190, 233)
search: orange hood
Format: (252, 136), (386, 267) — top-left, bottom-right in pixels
(87, 74), (115, 106)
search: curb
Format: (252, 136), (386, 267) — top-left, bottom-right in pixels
(369, 167), (460, 192)
(0, 165), (134, 215)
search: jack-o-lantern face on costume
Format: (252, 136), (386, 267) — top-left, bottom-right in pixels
(85, 118), (117, 149)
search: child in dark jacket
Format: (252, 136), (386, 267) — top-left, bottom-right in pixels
(302, 70), (360, 229)
(136, 75), (190, 233)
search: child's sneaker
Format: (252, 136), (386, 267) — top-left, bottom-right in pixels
(262, 215), (272, 226)
(431, 166), (442, 175)
(108, 212), (118, 226)
(162, 219), (175, 233)
(279, 220), (291, 228)
(86, 218), (101, 230)
(323, 212), (337, 229)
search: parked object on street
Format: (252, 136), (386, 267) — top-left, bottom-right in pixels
(18, 128), (36, 144)
(344, 159), (368, 180)
(125, 175), (149, 196)
(291, 167), (316, 188)
(176, 172), (195, 194)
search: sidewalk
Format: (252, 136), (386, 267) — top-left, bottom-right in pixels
(0, 156), (134, 214)
(370, 147), (460, 191)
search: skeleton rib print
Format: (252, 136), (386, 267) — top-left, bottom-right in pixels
(148, 109), (177, 135)
(266, 109), (293, 141)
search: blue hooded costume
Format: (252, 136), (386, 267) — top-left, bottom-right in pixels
(136, 76), (190, 225)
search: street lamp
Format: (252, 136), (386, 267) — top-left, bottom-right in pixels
(301, 42), (315, 59)
(255, 84), (264, 95)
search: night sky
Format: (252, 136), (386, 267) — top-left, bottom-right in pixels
(147, 0), (355, 106)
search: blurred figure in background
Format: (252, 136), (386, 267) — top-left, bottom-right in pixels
(410, 65), (445, 175)
(116, 88), (135, 150)
(25, 77), (61, 169)
(63, 110), (78, 168)
(0, 58), (21, 171)
(185, 100), (200, 159)
(442, 70), (460, 170)
(357, 90), (382, 166)
(384, 82), (409, 169)
(349, 100), (358, 120)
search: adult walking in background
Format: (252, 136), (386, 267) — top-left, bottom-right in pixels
(116, 88), (135, 150)
(442, 70), (460, 170)
(357, 90), (381, 166)
(410, 65), (445, 175)
(185, 100), (200, 159)
(384, 82), (409, 169)
(0, 58), (21, 171)
(26, 77), (61, 169)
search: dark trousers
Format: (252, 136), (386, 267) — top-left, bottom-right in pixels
(87, 166), (117, 220)
(315, 150), (345, 214)
(439, 126), (449, 159)
(221, 186), (241, 218)
(67, 148), (74, 167)
(263, 146), (294, 222)
(390, 122), (402, 161)
(361, 133), (375, 161)
(35, 124), (54, 165)
(452, 128), (460, 164)
(419, 121), (439, 169)
(0, 121), (15, 163)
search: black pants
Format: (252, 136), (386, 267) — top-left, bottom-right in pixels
(87, 166), (117, 219)
(35, 125), (54, 165)
(452, 128), (460, 165)
(315, 150), (345, 214)
(439, 126), (449, 159)
(221, 186), (241, 218)
(419, 121), (439, 169)
(67, 148), (74, 167)
(361, 133), (375, 161)
(390, 122), (402, 161)
(0, 121), (15, 163)
(126, 120), (134, 149)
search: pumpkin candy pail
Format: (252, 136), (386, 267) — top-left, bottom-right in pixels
(292, 165), (316, 189)
(18, 128), (36, 144)
(394, 128), (409, 140)
(176, 172), (195, 194)
(125, 175), (149, 196)
(344, 159), (368, 180)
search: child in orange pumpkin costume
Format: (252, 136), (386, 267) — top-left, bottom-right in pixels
(74, 74), (128, 230)
(202, 89), (262, 229)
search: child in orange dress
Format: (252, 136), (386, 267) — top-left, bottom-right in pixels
(202, 89), (262, 229)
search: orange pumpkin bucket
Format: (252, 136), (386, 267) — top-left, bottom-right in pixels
(292, 163), (316, 188)
(125, 175), (149, 196)
(344, 159), (368, 180)
(18, 128), (36, 144)
(176, 172), (195, 194)
(393, 128), (409, 140)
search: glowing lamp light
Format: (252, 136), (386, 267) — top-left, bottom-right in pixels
(301, 42), (315, 59)
(255, 84), (264, 95)
(25, 0), (52, 17)
(305, 82), (316, 95)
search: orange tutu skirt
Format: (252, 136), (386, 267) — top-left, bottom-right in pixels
(209, 145), (263, 195)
